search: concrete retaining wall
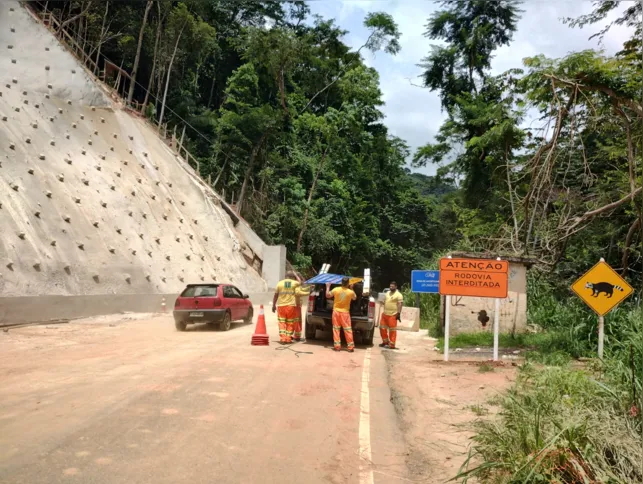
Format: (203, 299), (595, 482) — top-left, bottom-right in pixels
(0, 292), (275, 325)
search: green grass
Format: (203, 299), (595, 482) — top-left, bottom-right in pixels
(467, 404), (489, 416)
(437, 331), (551, 351)
(478, 363), (495, 373)
(456, 365), (643, 483)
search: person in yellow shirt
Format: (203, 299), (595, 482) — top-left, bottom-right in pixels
(380, 281), (403, 349)
(273, 271), (310, 344)
(326, 277), (357, 352)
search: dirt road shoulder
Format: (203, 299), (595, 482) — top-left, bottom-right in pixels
(382, 332), (517, 482)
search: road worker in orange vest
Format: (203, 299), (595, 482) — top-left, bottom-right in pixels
(273, 271), (309, 344)
(326, 277), (357, 352)
(380, 281), (403, 349)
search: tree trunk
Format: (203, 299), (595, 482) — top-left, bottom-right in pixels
(127, 0), (153, 104)
(237, 132), (269, 215)
(207, 74), (216, 108)
(158, 22), (187, 131)
(94, 1), (109, 76)
(296, 144), (330, 252)
(143, 1), (163, 111)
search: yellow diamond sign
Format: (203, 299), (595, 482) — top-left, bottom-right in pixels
(571, 260), (634, 316)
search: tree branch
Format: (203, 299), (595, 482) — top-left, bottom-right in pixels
(57, 1), (93, 34)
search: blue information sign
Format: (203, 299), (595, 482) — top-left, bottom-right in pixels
(411, 270), (440, 293)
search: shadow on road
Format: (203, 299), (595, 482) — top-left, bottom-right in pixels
(186, 322), (253, 332)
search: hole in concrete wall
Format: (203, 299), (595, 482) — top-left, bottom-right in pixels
(82, 179), (89, 186)
(96, 164), (102, 170)
(77, 242), (84, 250)
(93, 221), (99, 228)
(116, 228), (122, 234)
(50, 240), (56, 246)
(64, 265), (71, 274)
(34, 211), (41, 218)
(128, 211), (133, 217)
(142, 213), (147, 219)
(109, 247), (115, 254)
(63, 215), (71, 223)
(39, 154), (45, 160)
(131, 250), (136, 255)
(125, 276), (131, 284)
(11, 183), (20, 191)
(26, 138), (31, 144)
(179, 218), (184, 224)
(57, 174), (64, 182)
(139, 233), (144, 239)
(101, 201), (107, 208)
(155, 237), (160, 244)
(161, 277), (166, 282)
(175, 237), (180, 242)
(17, 232), (26, 240)
(33, 262), (41, 272)
(46, 191), (52, 198)
(6, 261), (14, 271)
(65, 158), (72, 165)
(73, 197), (81, 204)
(27, 168), (34, 175)
(166, 255), (171, 261)
(93, 274), (100, 283)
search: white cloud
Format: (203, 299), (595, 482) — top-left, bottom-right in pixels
(307, 0), (636, 175)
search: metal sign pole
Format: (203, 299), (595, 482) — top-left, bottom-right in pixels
(444, 295), (451, 362)
(443, 255), (452, 362)
(598, 315), (605, 360)
(493, 257), (502, 362)
(493, 297), (500, 361)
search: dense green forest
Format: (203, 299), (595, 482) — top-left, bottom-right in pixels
(33, 0), (642, 294)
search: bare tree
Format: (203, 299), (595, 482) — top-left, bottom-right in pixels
(127, 0), (153, 105)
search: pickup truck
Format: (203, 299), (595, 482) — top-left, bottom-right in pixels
(304, 279), (377, 345)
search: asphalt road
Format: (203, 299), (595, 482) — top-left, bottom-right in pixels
(0, 309), (409, 484)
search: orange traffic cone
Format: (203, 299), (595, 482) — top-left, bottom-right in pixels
(251, 305), (269, 346)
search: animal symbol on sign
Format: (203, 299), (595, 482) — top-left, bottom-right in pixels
(477, 310), (490, 328)
(585, 282), (624, 298)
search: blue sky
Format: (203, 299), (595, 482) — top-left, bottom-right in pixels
(306, 0), (634, 175)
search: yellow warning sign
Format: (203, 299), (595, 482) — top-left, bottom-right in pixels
(571, 260), (634, 316)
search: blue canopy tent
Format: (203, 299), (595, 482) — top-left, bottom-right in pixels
(305, 273), (363, 285)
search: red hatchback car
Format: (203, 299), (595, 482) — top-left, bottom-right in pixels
(173, 283), (253, 331)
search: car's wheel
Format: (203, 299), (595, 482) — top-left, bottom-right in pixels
(219, 312), (232, 331)
(363, 328), (375, 346)
(305, 318), (316, 340)
(244, 307), (254, 324)
(175, 320), (187, 332)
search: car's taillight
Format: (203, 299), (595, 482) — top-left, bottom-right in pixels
(368, 299), (375, 320)
(308, 293), (315, 314)
(212, 297), (222, 307)
(175, 298), (180, 308)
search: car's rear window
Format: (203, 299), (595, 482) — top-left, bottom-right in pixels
(180, 285), (219, 297)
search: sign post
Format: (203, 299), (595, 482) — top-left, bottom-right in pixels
(439, 256), (509, 362)
(571, 258), (633, 359)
